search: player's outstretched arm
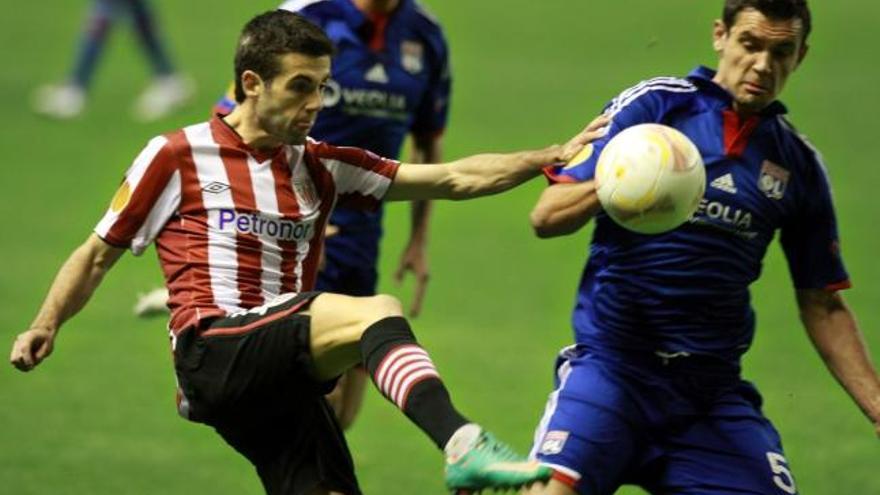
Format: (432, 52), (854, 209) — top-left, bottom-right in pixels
(385, 116), (609, 202)
(10, 234), (125, 372)
(797, 289), (880, 437)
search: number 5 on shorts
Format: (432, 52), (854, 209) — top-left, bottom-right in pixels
(766, 452), (797, 494)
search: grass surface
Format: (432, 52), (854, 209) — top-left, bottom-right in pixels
(1, 1), (878, 493)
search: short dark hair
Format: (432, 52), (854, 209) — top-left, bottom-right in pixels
(233, 10), (336, 103)
(722, 0), (812, 42)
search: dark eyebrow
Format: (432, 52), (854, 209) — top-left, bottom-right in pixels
(738, 31), (760, 42)
(774, 41), (797, 50)
(286, 74), (316, 87)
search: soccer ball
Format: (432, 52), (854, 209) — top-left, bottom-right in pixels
(594, 123), (706, 234)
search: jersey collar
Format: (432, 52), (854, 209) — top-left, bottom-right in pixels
(339, 0), (416, 40)
(210, 115), (285, 163)
(687, 65), (788, 116)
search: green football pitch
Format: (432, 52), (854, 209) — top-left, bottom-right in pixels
(1, 1), (878, 493)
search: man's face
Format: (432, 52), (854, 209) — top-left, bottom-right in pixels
(251, 53), (331, 145)
(712, 8), (808, 114)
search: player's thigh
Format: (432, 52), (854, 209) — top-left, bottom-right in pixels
(651, 383), (798, 495)
(306, 292), (403, 380)
(531, 354), (644, 495)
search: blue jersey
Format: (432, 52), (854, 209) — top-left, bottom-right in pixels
(281, 0), (450, 266)
(544, 66), (850, 364)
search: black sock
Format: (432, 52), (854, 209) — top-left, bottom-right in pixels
(360, 316), (469, 449)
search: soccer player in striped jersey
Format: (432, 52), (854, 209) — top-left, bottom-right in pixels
(136, 0), (454, 433)
(9, 10), (607, 495)
(525, 1), (880, 494)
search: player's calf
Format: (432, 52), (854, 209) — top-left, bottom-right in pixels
(309, 294), (549, 490)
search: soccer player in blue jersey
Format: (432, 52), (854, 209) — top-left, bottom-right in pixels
(524, 1), (880, 494)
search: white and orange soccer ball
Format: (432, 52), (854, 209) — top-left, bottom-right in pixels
(595, 123), (706, 234)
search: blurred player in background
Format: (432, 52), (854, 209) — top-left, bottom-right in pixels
(136, 0), (452, 430)
(33, 0), (193, 121)
(11, 10), (608, 494)
(525, 1), (880, 494)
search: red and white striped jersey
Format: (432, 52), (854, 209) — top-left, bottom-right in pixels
(95, 116), (399, 334)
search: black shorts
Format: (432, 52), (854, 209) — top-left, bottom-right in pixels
(173, 291), (361, 495)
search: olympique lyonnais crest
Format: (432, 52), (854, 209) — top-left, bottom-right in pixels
(758, 160), (790, 200)
(539, 430), (569, 455)
(401, 40), (424, 74)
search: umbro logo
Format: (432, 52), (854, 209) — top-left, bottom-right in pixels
(365, 63), (389, 84)
(710, 173), (737, 194)
(202, 182), (230, 194)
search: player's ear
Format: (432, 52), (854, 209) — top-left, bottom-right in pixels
(241, 70), (265, 99)
(712, 19), (727, 53)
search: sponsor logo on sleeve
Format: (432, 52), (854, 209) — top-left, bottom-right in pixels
(110, 181), (132, 213)
(563, 144), (594, 170)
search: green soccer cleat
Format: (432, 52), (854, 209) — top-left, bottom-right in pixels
(444, 424), (551, 493)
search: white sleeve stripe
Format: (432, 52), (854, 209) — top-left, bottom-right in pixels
(607, 84), (697, 120)
(94, 135), (170, 242)
(321, 158), (393, 199)
(125, 135), (170, 192)
(610, 77), (693, 108)
(278, 0), (324, 12)
(130, 170), (181, 256)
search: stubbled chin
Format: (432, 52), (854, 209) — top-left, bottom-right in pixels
(282, 130), (307, 145)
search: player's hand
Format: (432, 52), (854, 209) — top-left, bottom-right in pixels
(10, 327), (56, 372)
(394, 241), (429, 318)
(133, 287), (170, 318)
(558, 114), (610, 163)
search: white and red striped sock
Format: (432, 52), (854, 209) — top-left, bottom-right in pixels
(360, 316), (469, 448)
(374, 344), (440, 409)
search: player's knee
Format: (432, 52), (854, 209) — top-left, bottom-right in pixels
(352, 294), (402, 326)
(332, 294), (403, 344)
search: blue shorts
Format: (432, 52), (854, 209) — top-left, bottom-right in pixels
(530, 345), (799, 495)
